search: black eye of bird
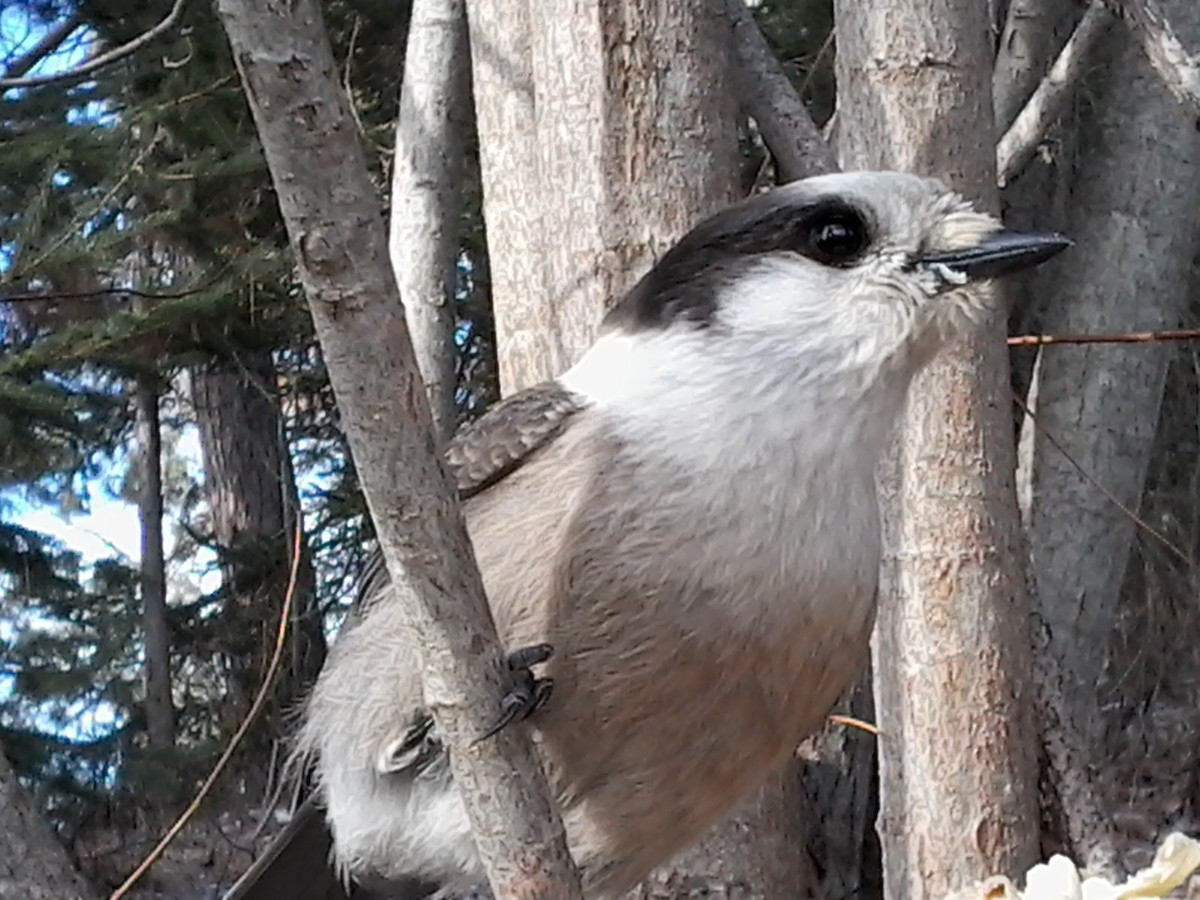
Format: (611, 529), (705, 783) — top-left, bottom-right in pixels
(802, 209), (869, 266)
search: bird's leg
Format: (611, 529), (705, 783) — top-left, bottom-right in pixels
(475, 643), (554, 743)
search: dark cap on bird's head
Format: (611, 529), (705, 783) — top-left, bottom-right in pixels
(604, 171), (1070, 338)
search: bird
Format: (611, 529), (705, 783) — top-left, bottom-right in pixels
(225, 171), (1069, 900)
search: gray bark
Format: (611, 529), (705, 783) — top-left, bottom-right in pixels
(724, 0), (838, 181)
(0, 750), (95, 899)
(993, 0), (1081, 130)
(191, 353), (323, 747)
(1106, 0), (1200, 115)
(834, 1), (1041, 896)
(1022, 0), (1200, 751)
(995, 3), (1114, 188)
(528, 0), (742, 383)
(214, 1), (583, 896)
(462, 0), (556, 393)
(134, 374), (174, 750)
(389, 0), (471, 442)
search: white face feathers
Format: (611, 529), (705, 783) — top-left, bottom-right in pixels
(595, 170), (1069, 380)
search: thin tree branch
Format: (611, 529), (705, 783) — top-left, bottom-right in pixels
(1105, 0), (1200, 114)
(0, 0), (186, 91)
(389, 0), (471, 441)
(724, 0), (837, 181)
(214, 0), (583, 896)
(995, 2), (1114, 187)
(1008, 327), (1200, 346)
(1, 13), (84, 80)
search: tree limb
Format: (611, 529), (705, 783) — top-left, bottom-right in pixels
(214, 1), (583, 897)
(993, 0), (1078, 131)
(996, 2), (1114, 187)
(388, 0), (471, 441)
(724, 0), (837, 181)
(2, 13), (83, 81)
(0, 0), (186, 91)
(1106, 0), (1200, 114)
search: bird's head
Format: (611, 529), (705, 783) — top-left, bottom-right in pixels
(604, 171), (1069, 376)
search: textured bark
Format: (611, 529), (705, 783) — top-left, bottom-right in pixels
(134, 374), (174, 750)
(527, 0), (742, 390)
(462, 0), (553, 394)
(993, 0), (1081, 129)
(1106, 0), (1200, 115)
(724, 0), (838, 181)
(191, 352), (323, 745)
(215, 1), (583, 896)
(389, 0), (471, 441)
(834, 1), (1041, 897)
(995, 3), (1114, 188)
(0, 750), (95, 899)
(1022, 0), (1200, 750)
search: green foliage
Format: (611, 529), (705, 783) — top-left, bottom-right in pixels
(0, 0), (504, 842)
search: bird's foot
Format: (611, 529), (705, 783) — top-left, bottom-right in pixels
(475, 643), (554, 743)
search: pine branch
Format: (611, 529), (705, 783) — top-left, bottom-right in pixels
(0, 0), (187, 91)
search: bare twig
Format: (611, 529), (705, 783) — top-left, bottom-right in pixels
(0, 0), (186, 91)
(109, 527), (302, 900)
(1104, 0), (1200, 114)
(996, 2), (1114, 187)
(1008, 327), (1200, 346)
(724, 0), (837, 181)
(1, 13), (84, 80)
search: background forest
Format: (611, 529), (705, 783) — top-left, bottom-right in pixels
(2, 0), (1199, 898)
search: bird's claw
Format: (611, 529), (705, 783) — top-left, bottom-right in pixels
(475, 643), (555, 743)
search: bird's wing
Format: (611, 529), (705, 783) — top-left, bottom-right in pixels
(354, 381), (586, 609)
(224, 382), (585, 900)
(447, 381), (585, 500)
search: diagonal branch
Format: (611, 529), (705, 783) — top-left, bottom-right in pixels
(2, 13), (84, 81)
(723, 0), (837, 181)
(1106, 0), (1200, 114)
(0, 0), (186, 91)
(996, 2), (1114, 187)
(213, 0), (583, 897)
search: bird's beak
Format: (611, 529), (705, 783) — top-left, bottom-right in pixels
(917, 230), (1072, 283)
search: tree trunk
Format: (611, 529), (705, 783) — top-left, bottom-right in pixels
(389, 0), (472, 442)
(463, 0), (555, 394)
(215, 0), (584, 894)
(527, 0), (743, 380)
(834, 1), (1041, 896)
(134, 373), (174, 750)
(1022, 0), (1200, 750)
(190, 351), (324, 748)
(0, 750), (95, 900)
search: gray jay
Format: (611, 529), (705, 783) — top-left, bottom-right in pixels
(226, 171), (1068, 900)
